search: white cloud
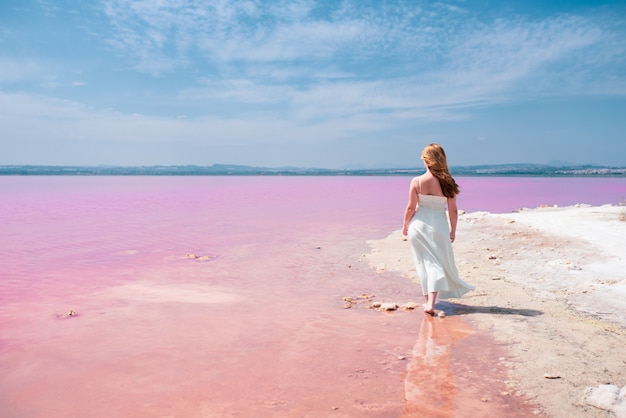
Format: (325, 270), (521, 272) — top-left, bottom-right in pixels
(6, 0), (624, 131)
(97, 0), (625, 102)
(100, 0), (392, 70)
(2, 1), (626, 166)
(147, 3), (625, 127)
(450, 15), (602, 76)
(0, 91), (376, 149)
(0, 58), (42, 83)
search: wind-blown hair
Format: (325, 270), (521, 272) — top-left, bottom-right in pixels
(421, 143), (460, 198)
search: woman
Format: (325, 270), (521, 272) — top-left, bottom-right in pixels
(402, 143), (474, 315)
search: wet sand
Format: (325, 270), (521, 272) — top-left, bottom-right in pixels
(365, 204), (626, 417)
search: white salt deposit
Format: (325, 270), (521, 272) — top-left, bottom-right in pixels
(491, 205), (626, 327)
(102, 281), (245, 304)
(585, 384), (626, 417)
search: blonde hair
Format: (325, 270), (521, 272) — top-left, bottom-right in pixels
(421, 143), (460, 198)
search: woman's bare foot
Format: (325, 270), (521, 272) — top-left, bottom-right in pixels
(423, 292), (438, 316)
(423, 305), (435, 315)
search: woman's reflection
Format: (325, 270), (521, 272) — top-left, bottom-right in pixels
(401, 314), (473, 417)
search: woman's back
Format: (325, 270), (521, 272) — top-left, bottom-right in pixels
(418, 173), (444, 197)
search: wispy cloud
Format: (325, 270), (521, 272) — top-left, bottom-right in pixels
(0, 58), (42, 83)
(99, 0), (625, 121)
(2, 0), (625, 167)
(39, 80), (88, 89)
(0, 90), (378, 153)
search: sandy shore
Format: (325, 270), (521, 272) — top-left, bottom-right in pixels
(365, 204), (626, 417)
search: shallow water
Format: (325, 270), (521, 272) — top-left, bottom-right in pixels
(1, 175), (623, 416)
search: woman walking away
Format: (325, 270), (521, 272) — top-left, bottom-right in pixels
(402, 143), (474, 315)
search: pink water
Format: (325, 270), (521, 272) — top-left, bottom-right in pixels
(1, 176), (624, 417)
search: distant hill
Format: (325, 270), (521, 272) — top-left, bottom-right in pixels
(0, 163), (624, 176)
(450, 163), (626, 176)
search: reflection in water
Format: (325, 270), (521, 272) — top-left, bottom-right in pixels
(402, 315), (473, 417)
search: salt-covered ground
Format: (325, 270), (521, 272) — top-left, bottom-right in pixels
(475, 204), (626, 328)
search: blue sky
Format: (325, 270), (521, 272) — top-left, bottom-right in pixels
(1, 0), (625, 168)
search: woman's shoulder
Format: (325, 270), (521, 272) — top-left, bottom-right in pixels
(408, 176), (421, 192)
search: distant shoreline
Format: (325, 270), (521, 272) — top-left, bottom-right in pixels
(1, 164), (625, 176)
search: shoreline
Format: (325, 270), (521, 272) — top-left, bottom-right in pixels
(365, 204), (626, 417)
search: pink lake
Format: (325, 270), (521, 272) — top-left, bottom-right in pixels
(1, 176), (624, 417)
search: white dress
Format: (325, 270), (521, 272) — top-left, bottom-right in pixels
(407, 182), (474, 299)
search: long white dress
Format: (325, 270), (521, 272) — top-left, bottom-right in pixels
(408, 189), (474, 299)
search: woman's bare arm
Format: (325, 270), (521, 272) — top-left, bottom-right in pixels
(402, 177), (419, 236)
(447, 195), (458, 243)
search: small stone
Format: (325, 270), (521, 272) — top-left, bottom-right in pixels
(186, 253), (198, 259)
(371, 301), (382, 308)
(397, 355), (406, 360)
(543, 372), (561, 379)
(379, 303), (397, 311)
(437, 311), (446, 318)
(401, 302), (420, 310)
(480, 397), (489, 402)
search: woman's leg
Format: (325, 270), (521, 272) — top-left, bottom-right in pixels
(424, 291), (438, 315)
